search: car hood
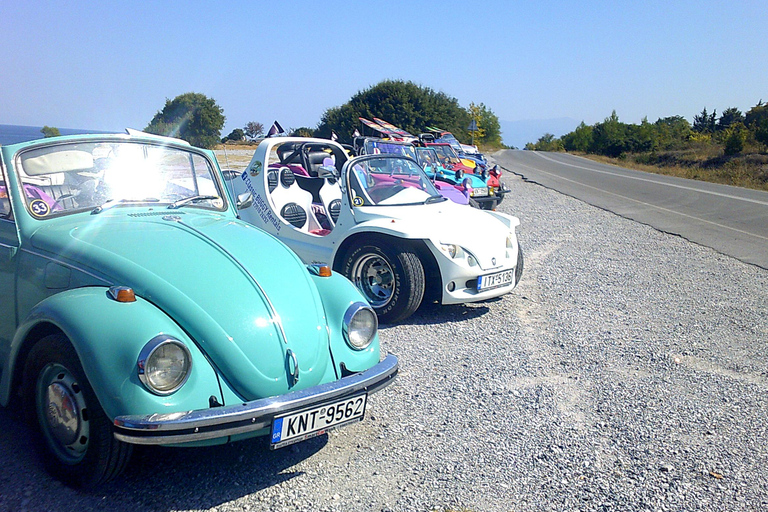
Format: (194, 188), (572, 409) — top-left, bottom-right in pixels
(353, 202), (518, 270)
(28, 211), (331, 400)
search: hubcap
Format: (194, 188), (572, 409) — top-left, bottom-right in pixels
(351, 253), (394, 308)
(38, 363), (90, 463)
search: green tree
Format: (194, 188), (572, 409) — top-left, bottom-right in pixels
(317, 80), (472, 144)
(562, 121), (593, 152)
(717, 107), (744, 132)
(530, 133), (563, 152)
(693, 107), (717, 133)
(145, 92), (225, 149)
(290, 127), (315, 138)
(591, 111), (628, 157)
(222, 128), (245, 142)
(654, 116), (691, 150)
(468, 102), (503, 147)
(723, 123), (747, 155)
(745, 101), (768, 148)
(40, 126), (61, 138)
(244, 121), (264, 140)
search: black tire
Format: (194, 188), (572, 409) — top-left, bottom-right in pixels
(341, 239), (425, 323)
(22, 333), (133, 488)
(479, 199), (496, 210)
(514, 243), (524, 286)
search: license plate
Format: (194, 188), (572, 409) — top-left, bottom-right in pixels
(477, 269), (514, 291)
(470, 187), (489, 197)
(270, 394), (367, 449)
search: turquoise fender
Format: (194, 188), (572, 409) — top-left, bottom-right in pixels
(310, 272), (380, 373)
(7, 287), (222, 421)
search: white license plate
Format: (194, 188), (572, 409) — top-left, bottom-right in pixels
(471, 187), (489, 197)
(270, 394), (367, 449)
(477, 269), (514, 291)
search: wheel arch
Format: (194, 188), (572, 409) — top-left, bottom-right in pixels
(332, 232), (442, 307)
(2, 287), (221, 419)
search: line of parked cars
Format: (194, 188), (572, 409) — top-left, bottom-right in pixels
(0, 127), (522, 488)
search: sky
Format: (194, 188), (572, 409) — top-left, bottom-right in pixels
(2, 0), (766, 148)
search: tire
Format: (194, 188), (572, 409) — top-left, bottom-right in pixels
(341, 239), (426, 324)
(23, 334), (133, 488)
(468, 197), (480, 209)
(479, 199), (496, 210)
(514, 243), (524, 286)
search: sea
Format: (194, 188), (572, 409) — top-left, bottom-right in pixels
(0, 124), (110, 146)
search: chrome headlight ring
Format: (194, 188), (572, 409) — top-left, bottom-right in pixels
(137, 335), (192, 396)
(343, 302), (378, 350)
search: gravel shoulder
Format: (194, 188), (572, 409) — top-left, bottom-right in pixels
(2, 153), (767, 511)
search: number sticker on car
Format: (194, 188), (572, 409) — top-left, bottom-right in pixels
(270, 394), (367, 449)
(477, 270), (514, 291)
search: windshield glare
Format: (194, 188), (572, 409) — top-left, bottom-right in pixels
(347, 156), (441, 206)
(16, 141), (224, 218)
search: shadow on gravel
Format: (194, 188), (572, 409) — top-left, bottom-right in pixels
(0, 404), (327, 511)
(379, 301), (493, 328)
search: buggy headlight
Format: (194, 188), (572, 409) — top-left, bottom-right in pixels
(507, 233), (516, 248)
(138, 335), (192, 395)
(343, 302), (378, 350)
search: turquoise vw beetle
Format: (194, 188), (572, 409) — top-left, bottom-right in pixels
(0, 131), (397, 488)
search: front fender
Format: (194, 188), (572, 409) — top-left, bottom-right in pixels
(310, 273), (380, 374)
(7, 287), (222, 420)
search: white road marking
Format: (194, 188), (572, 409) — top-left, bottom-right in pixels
(506, 155), (768, 242)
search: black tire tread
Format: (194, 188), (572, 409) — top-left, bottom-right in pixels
(22, 333), (133, 488)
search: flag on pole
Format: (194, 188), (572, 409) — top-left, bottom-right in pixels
(267, 121), (285, 137)
(353, 129), (361, 137)
(331, 131), (338, 141)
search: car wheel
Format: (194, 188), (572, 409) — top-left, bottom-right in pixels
(23, 333), (133, 488)
(342, 239), (425, 323)
(479, 200), (495, 210)
(514, 244), (524, 286)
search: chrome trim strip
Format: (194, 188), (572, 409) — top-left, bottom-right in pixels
(113, 354), (398, 445)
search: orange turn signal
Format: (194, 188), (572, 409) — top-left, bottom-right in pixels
(109, 286), (137, 303)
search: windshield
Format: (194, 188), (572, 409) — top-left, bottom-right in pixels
(415, 148), (441, 170)
(346, 156), (442, 206)
(16, 141), (225, 218)
(428, 144), (461, 166)
(362, 139), (417, 160)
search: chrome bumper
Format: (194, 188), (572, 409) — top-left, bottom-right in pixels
(113, 354), (398, 445)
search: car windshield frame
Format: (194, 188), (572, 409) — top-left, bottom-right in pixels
(428, 144), (461, 165)
(362, 139), (418, 160)
(13, 140), (227, 219)
(344, 155), (443, 207)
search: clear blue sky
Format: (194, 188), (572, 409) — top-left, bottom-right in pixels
(2, 0), (766, 146)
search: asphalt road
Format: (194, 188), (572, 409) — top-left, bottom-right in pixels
(493, 150), (768, 269)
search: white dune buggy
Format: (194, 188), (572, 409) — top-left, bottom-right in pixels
(229, 137), (523, 323)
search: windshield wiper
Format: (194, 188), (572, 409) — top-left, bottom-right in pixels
(425, 194), (447, 204)
(91, 198), (159, 214)
(167, 195), (219, 209)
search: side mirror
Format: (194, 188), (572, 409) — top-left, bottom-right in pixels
(222, 169), (241, 181)
(454, 169), (464, 181)
(236, 192), (253, 210)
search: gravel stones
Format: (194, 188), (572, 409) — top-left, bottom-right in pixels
(1, 152), (766, 511)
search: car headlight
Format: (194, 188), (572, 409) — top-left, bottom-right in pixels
(440, 243), (458, 258)
(343, 302), (378, 350)
(507, 233), (516, 249)
(138, 335), (192, 395)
